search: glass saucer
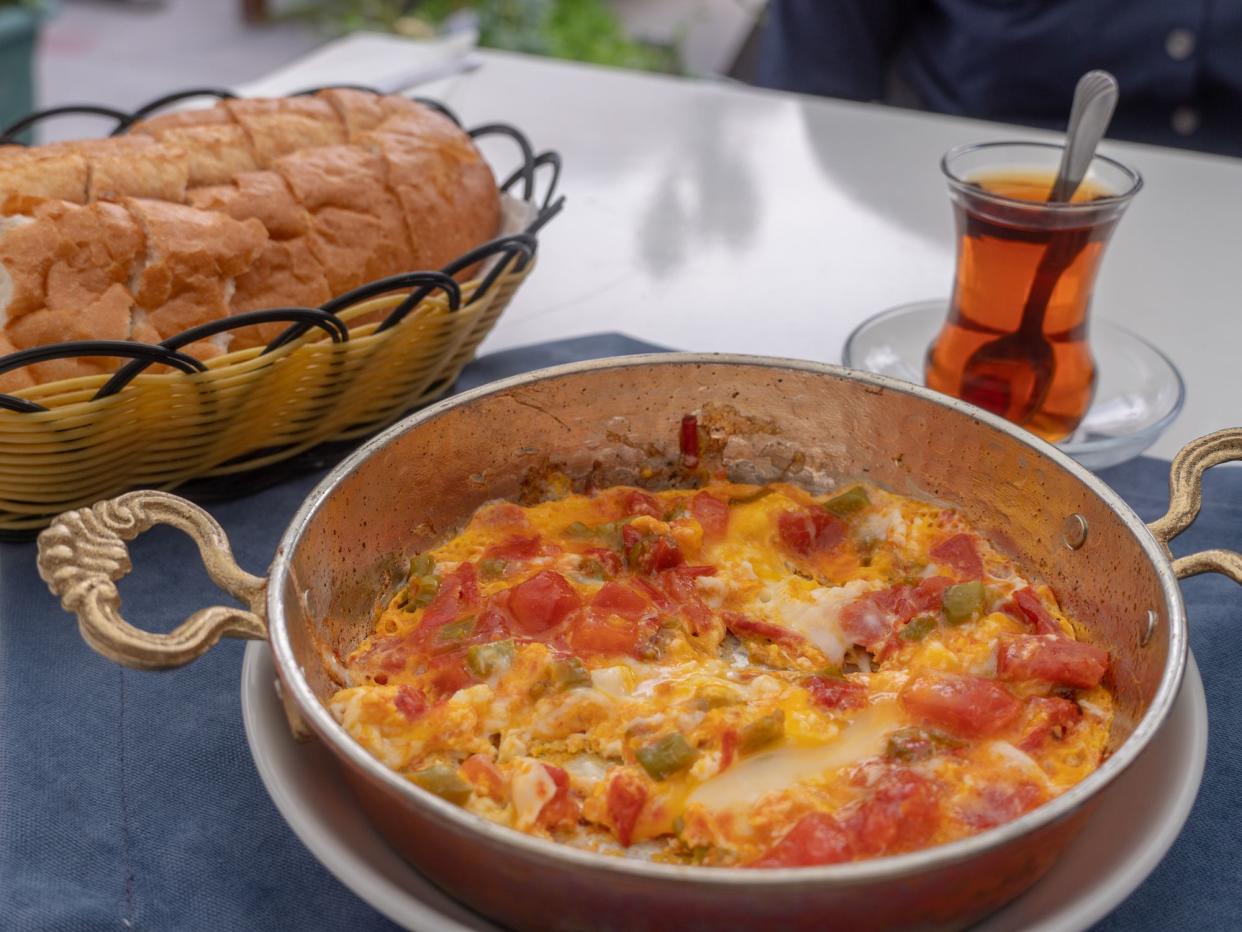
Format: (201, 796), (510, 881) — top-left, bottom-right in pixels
(842, 300), (1185, 470)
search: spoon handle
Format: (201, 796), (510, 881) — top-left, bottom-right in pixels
(1050, 70), (1119, 203)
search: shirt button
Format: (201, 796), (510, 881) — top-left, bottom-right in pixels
(1172, 105), (1199, 135)
(1165, 28), (1196, 61)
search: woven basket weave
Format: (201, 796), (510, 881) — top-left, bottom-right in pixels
(0, 88), (561, 533)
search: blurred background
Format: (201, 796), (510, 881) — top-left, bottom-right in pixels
(1, 0), (765, 141)
(3, 0), (1238, 156)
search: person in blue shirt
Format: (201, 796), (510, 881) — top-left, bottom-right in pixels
(756, 0), (1242, 158)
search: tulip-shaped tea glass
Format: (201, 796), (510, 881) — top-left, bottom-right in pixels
(924, 142), (1142, 442)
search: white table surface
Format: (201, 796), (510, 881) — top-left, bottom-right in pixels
(248, 35), (1242, 462)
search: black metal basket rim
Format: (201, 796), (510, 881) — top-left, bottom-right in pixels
(0, 85), (563, 414)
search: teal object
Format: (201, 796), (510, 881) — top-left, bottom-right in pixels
(0, 5), (40, 142)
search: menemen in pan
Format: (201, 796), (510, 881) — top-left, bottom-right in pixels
(331, 478), (1110, 867)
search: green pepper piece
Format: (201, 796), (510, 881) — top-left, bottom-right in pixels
(635, 732), (698, 781)
(900, 614), (938, 642)
(739, 710), (785, 754)
(409, 581), (437, 610)
(578, 556), (608, 580)
(437, 615), (476, 643)
(410, 764), (472, 805)
(551, 656), (592, 691)
(564, 520), (624, 549)
(478, 558), (507, 581)
(466, 639), (515, 678)
(885, 727), (964, 763)
(942, 581), (986, 625)
(409, 553), (435, 579)
(823, 486), (870, 517)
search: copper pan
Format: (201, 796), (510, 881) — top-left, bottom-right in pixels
(36, 355), (1242, 931)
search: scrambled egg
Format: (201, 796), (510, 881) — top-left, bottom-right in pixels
(329, 480), (1113, 867)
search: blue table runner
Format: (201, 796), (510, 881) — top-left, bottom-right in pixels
(2, 334), (1239, 931)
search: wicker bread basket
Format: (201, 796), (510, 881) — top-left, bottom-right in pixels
(0, 87), (562, 533)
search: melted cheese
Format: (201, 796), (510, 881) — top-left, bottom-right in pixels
(689, 703), (902, 811)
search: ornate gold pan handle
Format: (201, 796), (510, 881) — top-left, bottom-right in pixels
(1148, 428), (1242, 583)
(36, 490), (268, 669)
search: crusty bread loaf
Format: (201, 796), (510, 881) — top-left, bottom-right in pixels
(0, 211), (57, 321)
(188, 171), (331, 347)
(125, 197), (268, 339)
(0, 330), (34, 392)
(363, 128), (500, 273)
(69, 137), (191, 203)
(138, 124), (258, 187)
(7, 283), (138, 383)
(225, 97), (347, 168)
(319, 88), (425, 141)
(273, 144), (417, 294)
(0, 91), (502, 389)
(187, 169), (311, 240)
(0, 146), (90, 207)
(133, 107), (233, 134)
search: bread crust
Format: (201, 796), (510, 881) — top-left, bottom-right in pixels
(226, 97), (347, 167)
(273, 144), (417, 293)
(58, 137), (192, 203)
(124, 197), (268, 336)
(144, 124), (258, 187)
(0, 147), (90, 205)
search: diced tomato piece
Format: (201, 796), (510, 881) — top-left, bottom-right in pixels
(998, 634), (1109, 689)
(394, 684), (427, 721)
(470, 603), (510, 643)
(570, 611), (639, 657)
(1017, 696), (1082, 752)
(806, 675), (867, 710)
(646, 536), (684, 572)
(606, 771), (648, 847)
(719, 728), (738, 772)
(722, 611), (806, 648)
(680, 414), (700, 467)
(958, 782), (1046, 831)
(426, 652), (473, 698)
(624, 525), (685, 574)
(930, 534), (984, 579)
(484, 535), (543, 560)
(840, 578), (951, 653)
(751, 812), (853, 868)
(583, 547), (623, 577)
(912, 576), (953, 612)
(633, 576), (672, 608)
(623, 490), (662, 518)
(839, 592), (894, 649)
(660, 570), (717, 638)
(421, 563), (481, 631)
(537, 764), (580, 830)
(591, 582), (650, 621)
(362, 635), (410, 673)
(777, 510), (846, 557)
(900, 673), (1021, 738)
(1006, 586), (1064, 637)
(691, 492), (729, 540)
(508, 571), (581, 635)
(847, 768), (940, 857)
(461, 754), (507, 802)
